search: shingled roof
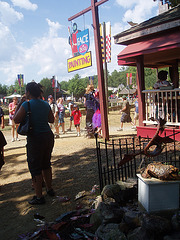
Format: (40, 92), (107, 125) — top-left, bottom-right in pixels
(114, 4), (180, 45)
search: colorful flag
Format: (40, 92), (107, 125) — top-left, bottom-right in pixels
(51, 76), (55, 88)
(129, 73), (132, 85)
(99, 22), (111, 63)
(17, 74), (24, 87)
(89, 76), (94, 85)
(105, 21), (111, 63)
(126, 73), (129, 86)
(99, 23), (105, 63)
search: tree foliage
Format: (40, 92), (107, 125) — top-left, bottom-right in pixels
(40, 78), (53, 100)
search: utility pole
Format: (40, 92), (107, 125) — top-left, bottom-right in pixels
(68, 0), (109, 140)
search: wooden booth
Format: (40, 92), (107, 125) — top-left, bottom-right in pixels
(114, 5), (180, 141)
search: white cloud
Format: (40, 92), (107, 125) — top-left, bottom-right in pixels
(0, 1), (23, 26)
(0, 23), (18, 61)
(23, 20), (70, 78)
(116, 0), (158, 23)
(116, 0), (137, 8)
(46, 18), (63, 38)
(11, 0), (38, 11)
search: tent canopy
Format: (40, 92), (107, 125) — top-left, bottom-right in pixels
(5, 93), (21, 99)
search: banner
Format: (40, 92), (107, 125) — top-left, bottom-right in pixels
(129, 73), (132, 85)
(67, 51), (92, 73)
(99, 22), (111, 63)
(99, 23), (105, 62)
(17, 74), (24, 87)
(126, 73), (129, 86)
(106, 21), (111, 63)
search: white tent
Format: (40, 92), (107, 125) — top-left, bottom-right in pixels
(5, 93), (21, 99)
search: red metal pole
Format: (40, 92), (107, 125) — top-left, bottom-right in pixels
(68, 0), (109, 140)
(91, 0), (109, 140)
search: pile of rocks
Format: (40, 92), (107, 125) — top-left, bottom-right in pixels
(18, 179), (180, 239)
(91, 179), (180, 240)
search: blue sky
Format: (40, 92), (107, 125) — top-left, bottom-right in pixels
(0, 0), (158, 86)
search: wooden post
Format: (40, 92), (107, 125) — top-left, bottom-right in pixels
(68, 0), (109, 140)
(136, 56), (145, 126)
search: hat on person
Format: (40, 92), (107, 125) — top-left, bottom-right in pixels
(67, 97), (72, 101)
(73, 104), (78, 108)
(48, 95), (53, 99)
(122, 95), (126, 99)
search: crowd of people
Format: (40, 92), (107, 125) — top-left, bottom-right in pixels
(0, 81), (142, 205)
(0, 82), (102, 205)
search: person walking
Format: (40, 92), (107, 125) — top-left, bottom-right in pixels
(9, 97), (20, 142)
(117, 95), (132, 131)
(71, 104), (81, 136)
(48, 95), (59, 138)
(13, 82), (55, 205)
(131, 96), (139, 129)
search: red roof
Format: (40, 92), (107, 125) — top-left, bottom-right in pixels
(118, 31), (180, 67)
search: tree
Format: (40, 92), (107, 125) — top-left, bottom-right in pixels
(68, 74), (86, 98)
(40, 78), (53, 100)
(0, 84), (8, 95)
(60, 81), (69, 91)
(7, 85), (16, 95)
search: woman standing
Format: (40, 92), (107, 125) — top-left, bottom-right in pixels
(84, 84), (98, 138)
(57, 97), (65, 134)
(14, 82), (55, 205)
(9, 97), (19, 142)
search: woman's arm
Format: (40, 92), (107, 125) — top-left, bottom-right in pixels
(13, 105), (26, 124)
(9, 104), (16, 114)
(1, 116), (4, 129)
(48, 109), (54, 123)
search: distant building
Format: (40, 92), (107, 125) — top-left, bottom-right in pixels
(158, 1), (171, 14)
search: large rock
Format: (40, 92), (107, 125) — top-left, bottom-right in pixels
(141, 214), (171, 238)
(90, 202), (124, 231)
(127, 227), (153, 240)
(95, 223), (127, 240)
(101, 180), (137, 205)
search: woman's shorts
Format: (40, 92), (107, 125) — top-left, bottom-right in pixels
(59, 112), (65, 124)
(26, 131), (54, 177)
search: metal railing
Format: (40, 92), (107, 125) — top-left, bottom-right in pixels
(96, 135), (180, 192)
(142, 88), (180, 126)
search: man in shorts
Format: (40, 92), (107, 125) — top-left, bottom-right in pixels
(117, 95), (132, 131)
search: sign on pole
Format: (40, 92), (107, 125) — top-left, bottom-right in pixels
(67, 51), (92, 73)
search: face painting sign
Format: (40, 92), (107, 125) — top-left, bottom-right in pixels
(67, 51), (92, 73)
(77, 29), (89, 55)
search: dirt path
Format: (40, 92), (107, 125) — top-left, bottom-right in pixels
(0, 111), (136, 239)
